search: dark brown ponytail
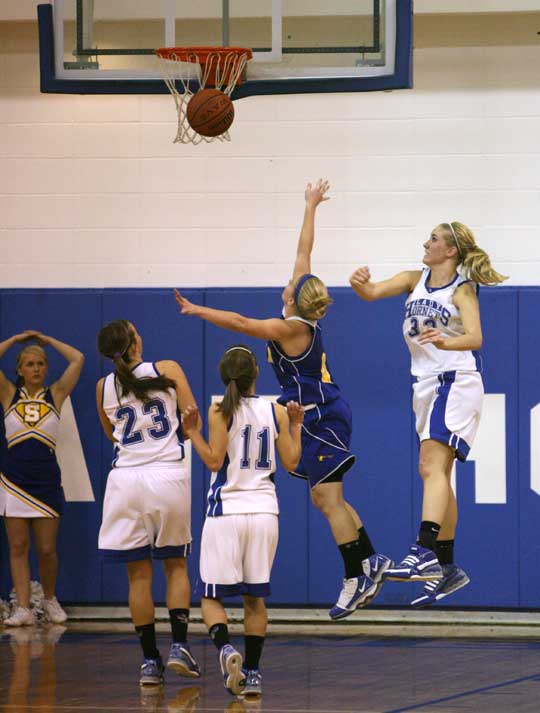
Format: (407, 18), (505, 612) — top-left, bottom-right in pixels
(97, 320), (175, 402)
(217, 345), (258, 421)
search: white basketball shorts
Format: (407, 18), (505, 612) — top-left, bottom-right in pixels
(199, 513), (278, 599)
(98, 464), (191, 562)
(413, 370), (483, 462)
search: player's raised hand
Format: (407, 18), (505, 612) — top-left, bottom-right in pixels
(181, 404), (201, 434)
(305, 178), (330, 208)
(29, 331), (50, 345)
(417, 327), (446, 349)
(174, 289), (198, 316)
(286, 401), (304, 425)
(349, 266), (371, 288)
(12, 330), (43, 343)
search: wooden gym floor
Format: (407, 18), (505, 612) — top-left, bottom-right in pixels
(2, 627), (540, 713)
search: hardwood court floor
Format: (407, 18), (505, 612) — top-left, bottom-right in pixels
(2, 627), (540, 713)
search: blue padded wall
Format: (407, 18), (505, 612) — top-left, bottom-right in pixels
(518, 290), (540, 608)
(0, 286), (538, 610)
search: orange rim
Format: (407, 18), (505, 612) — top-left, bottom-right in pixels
(155, 46), (253, 62)
(156, 46), (252, 87)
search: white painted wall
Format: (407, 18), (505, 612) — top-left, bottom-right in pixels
(0, 19), (539, 288)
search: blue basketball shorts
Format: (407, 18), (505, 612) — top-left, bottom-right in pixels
(290, 396), (356, 488)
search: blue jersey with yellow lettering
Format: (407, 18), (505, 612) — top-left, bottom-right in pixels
(267, 316), (341, 406)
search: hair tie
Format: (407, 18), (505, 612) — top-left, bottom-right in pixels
(447, 222), (463, 260)
(294, 273), (315, 304)
(112, 352), (123, 360)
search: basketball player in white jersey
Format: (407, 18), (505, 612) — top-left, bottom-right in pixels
(350, 222), (507, 605)
(0, 330), (84, 627)
(182, 345), (303, 697)
(96, 320), (201, 686)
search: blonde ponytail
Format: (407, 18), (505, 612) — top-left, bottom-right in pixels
(294, 274), (333, 320)
(441, 222), (508, 286)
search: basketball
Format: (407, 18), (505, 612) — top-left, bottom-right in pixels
(186, 88), (235, 137)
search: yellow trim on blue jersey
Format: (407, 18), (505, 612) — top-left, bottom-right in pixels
(0, 474), (59, 518)
(7, 428), (57, 450)
(321, 353), (332, 384)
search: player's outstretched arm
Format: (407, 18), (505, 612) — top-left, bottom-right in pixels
(349, 268), (422, 302)
(174, 289), (305, 342)
(182, 403), (229, 472)
(274, 401), (304, 472)
(292, 179), (330, 281)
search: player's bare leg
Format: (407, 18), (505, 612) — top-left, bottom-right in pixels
(163, 557), (190, 609)
(420, 439), (454, 525)
(127, 559), (154, 625)
(344, 500), (362, 530)
(439, 456), (457, 540)
(311, 482), (358, 544)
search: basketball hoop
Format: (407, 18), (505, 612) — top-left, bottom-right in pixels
(155, 46), (253, 145)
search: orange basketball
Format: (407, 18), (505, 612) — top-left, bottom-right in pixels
(186, 88), (235, 137)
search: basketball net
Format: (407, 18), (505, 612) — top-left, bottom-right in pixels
(155, 47), (253, 145)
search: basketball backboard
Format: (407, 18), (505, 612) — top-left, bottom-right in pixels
(38, 0), (412, 96)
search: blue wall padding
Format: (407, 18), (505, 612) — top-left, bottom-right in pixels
(0, 286), (537, 609)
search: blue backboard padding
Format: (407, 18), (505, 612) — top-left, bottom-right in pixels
(0, 285), (538, 610)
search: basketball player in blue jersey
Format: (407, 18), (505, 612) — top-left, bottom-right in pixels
(350, 222), (507, 606)
(0, 330), (84, 626)
(175, 179), (391, 620)
(96, 320), (201, 686)
(182, 345), (303, 696)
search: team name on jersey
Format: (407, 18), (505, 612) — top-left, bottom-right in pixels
(405, 298), (451, 326)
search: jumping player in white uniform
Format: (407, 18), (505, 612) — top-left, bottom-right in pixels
(182, 345), (303, 696)
(350, 221), (507, 605)
(0, 330), (84, 627)
(96, 319), (201, 686)
(175, 180), (391, 621)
